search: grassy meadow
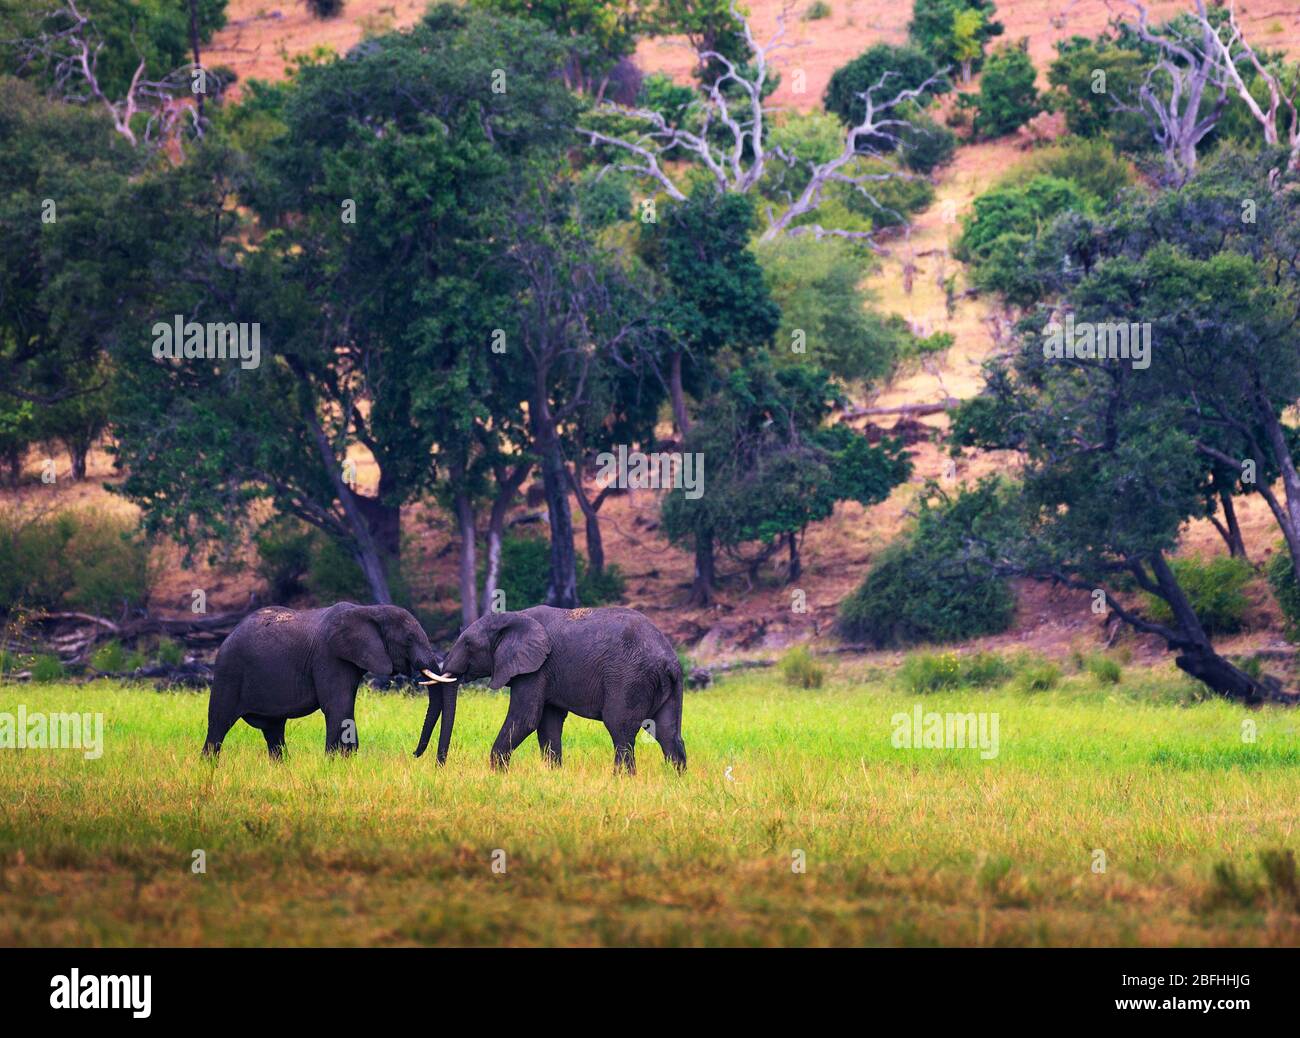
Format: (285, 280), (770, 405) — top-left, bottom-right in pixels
(2, 663), (1300, 947)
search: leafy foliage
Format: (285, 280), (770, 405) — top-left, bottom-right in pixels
(837, 480), (1018, 648)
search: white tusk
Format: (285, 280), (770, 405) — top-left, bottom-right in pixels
(421, 669), (456, 683)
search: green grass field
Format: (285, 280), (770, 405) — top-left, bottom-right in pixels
(2, 665), (1300, 946)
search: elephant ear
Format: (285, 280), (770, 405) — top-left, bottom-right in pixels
(329, 610), (393, 676)
(490, 614), (551, 690)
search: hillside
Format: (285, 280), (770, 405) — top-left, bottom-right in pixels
(7, 0), (1300, 670)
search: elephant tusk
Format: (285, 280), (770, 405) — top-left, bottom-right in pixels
(421, 669), (457, 684)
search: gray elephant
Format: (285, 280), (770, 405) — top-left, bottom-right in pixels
(205, 603), (447, 759)
(417, 605), (685, 774)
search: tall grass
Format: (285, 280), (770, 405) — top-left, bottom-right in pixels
(0, 667), (1298, 946)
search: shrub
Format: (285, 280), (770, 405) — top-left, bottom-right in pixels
(30, 654), (64, 681)
(838, 481), (1018, 648)
(899, 650), (1013, 693)
(898, 113), (958, 174)
(481, 533), (625, 610)
(803, 1), (832, 20)
(89, 640), (144, 674)
(1084, 654), (1122, 685)
(824, 44), (947, 130)
(303, 0), (345, 18)
(1013, 658), (1061, 692)
(0, 507), (151, 616)
(969, 42), (1039, 138)
(306, 536), (371, 603)
(779, 645), (825, 689)
(1023, 137), (1132, 204)
(1265, 546), (1300, 642)
(155, 637), (185, 666)
(255, 518), (316, 602)
(1143, 555), (1253, 636)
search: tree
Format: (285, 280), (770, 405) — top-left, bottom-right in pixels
(111, 5), (582, 609)
(493, 171), (655, 607)
(581, 2), (947, 244)
(1, 0), (229, 146)
(639, 189), (780, 433)
(907, 0), (1002, 79)
(823, 43), (947, 132)
(967, 41), (1039, 138)
(662, 359), (909, 605)
(948, 152), (1300, 702)
(0, 76), (142, 486)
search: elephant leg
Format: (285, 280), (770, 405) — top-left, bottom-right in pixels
(652, 697), (686, 773)
(262, 718), (287, 761)
(536, 704), (567, 767)
(490, 699), (541, 771)
(324, 707), (358, 755)
(606, 720), (638, 775)
(202, 698), (239, 759)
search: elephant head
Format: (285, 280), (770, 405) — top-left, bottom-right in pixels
(414, 611), (552, 762)
(326, 604), (441, 681)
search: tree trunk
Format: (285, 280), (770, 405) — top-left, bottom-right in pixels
(533, 395), (579, 607)
(787, 530), (801, 582)
(480, 461), (529, 616)
(65, 439), (88, 482)
(1218, 487), (1247, 559)
(1260, 408), (1300, 590)
(669, 350), (691, 435)
(1148, 552), (1277, 703)
(568, 463), (604, 576)
(453, 482), (478, 629)
(689, 526), (715, 607)
(301, 409), (393, 605)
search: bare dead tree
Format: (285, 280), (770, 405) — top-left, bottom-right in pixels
(1192, 0), (1300, 171)
(8, 0), (200, 147)
(578, 1), (947, 245)
(1107, 0), (1230, 185)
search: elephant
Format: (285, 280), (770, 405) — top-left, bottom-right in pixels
(204, 603), (448, 759)
(418, 605), (685, 774)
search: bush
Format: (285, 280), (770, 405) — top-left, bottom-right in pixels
(1265, 546), (1300, 642)
(155, 637), (185, 666)
(838, 481), (1018, 648)
(898, 113), (958, 174)
(779, 645), (825, 689)
(303, 0), (345, 18)
(481, 533), (625, 611)
(1144, 555), (1253, 636)
(1013, 658), (1061, 692)
(306, 536), (372, 603)
(0, 507), (152, 616)
(1084, 654), (1122, 684)
(969, 42), (1039, 138)
(30, 654), (65, 681)
(89, 640), (144, 674)
(899, 651), (1013, 693)
(255, 518), (316, 602)
(1022, 137), (1132, 204)
(803, 1), (832, 20)
(824, 44), (947, 131)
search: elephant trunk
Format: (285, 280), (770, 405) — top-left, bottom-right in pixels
(413, 686), (442, 759)
(435, 681), (458, 765)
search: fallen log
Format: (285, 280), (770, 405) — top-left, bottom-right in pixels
(841, 397), (960, 420)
